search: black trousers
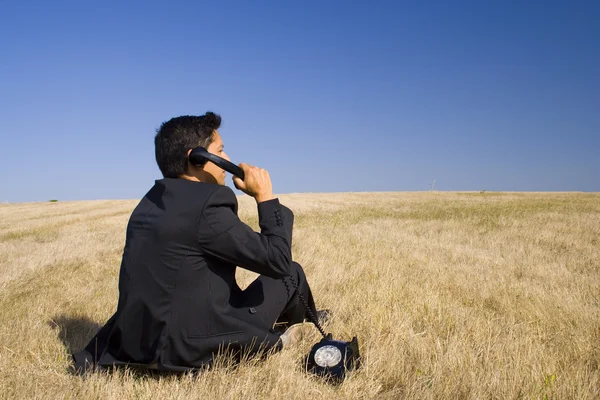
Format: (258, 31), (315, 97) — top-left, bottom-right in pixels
(233, 261), (319, 331)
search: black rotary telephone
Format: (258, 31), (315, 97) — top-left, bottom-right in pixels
(189, 147), (361, 383)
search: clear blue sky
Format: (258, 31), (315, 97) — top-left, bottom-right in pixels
(1, 0), (598, 202)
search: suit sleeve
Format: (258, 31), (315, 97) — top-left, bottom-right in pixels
(197, 185), (294, 279)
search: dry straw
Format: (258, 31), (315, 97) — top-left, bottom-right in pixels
(0, 192), (598, 399)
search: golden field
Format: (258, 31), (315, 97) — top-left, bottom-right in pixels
(0, 191), (598, 399)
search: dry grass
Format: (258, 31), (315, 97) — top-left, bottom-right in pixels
(0, 192), (599, 399)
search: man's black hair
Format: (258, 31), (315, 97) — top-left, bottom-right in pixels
(154, 112), (222, 178)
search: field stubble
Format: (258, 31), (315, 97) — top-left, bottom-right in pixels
(0, 192), (598, 399)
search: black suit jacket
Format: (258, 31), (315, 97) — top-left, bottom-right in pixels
(83, 178), (294, 371)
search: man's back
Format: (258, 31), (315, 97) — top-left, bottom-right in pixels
(90, 178), (291, 370)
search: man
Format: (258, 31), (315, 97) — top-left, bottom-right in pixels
(73, 112), (325, 373)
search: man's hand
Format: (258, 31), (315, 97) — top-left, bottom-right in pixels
(232, 163), (275, 203)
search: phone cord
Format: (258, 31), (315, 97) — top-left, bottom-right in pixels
(284, 275), (327, 339)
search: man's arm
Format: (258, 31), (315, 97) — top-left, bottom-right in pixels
(197, 185), (294, 279)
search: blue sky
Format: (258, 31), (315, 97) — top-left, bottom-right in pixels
(1, 0), (598, 202)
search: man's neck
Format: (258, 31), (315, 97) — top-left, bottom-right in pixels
(179, 173), (202, 182)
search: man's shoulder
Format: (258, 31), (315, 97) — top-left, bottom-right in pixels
(149, 178), (227, 197)
(204, 184), (237, 206)
(146, 178), (237, 211)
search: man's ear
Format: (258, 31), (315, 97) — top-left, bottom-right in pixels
(186, 148), (206, 173)
(185, 149), (196, 174)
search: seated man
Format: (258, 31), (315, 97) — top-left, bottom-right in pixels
(73, 112), (323, 372)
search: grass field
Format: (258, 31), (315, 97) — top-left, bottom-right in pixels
(0, 191), (598, 399)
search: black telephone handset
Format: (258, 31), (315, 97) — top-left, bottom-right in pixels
(188, 146), (361, 383)
(189, 147), (245, 180)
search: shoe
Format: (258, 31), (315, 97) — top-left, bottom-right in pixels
(279, 322), (313, 349)
(304, 309), (333, 325)
(273, 309), (334, 335)
(316, 309), (333, 325)
(70, 350), (101, 375)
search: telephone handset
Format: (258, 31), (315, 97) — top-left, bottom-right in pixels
(188, 146), (361, 383)
(189, 147), (245, 180)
